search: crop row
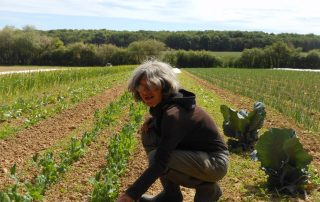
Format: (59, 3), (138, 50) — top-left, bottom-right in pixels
(90, 101), (146, 202)
(0, 67), (133, 139)
(0, 92), (137, 202)
(186, 68), (320, 132)
(0, 66), (135, 101)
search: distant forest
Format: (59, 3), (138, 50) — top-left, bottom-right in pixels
(43, 28), (320, 51)
(1, 26), (320, 68)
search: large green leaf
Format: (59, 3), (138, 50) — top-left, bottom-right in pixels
(256, 128), (313, 195)
(220, 105), (249, 134)
(247, 102), (266, 131)
(256, 128), (296, 170)
(220, 105), (231, 121)
(283, 138), (313, 169)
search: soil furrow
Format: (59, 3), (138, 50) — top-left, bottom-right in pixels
(43, 117), (127, 202)
(44, 100), (134, 201)
(0, 84), (126, 189)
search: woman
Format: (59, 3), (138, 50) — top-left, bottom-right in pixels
(117, 60), (229, 202)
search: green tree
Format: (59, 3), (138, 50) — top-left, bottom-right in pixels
(165, 33), (192, 50)
(240, 48), (266, 68)
(67, 42), (100, 66)
(89, 32), (108, 45)
(0, 26), (16, 64)
(305, 50), (320, 69)
(96, 44), (120, 65)
(128, 39), (166, 63)
(264, 42), (294, 68)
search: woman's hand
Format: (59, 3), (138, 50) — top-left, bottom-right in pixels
(116, 193), (134, 202)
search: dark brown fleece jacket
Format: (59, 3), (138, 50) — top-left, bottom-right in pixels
(126, 89), (228, 200)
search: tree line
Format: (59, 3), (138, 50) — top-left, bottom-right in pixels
(0, 26), (319, 69)
(44, 28), (320, 51)
(235, 42), (320, 69)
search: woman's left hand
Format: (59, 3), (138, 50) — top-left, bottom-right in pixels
(116, 193), (134, 202)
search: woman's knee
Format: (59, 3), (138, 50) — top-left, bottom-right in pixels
(167, 150), (228, 183)
(165, 168), (204, 188)
(206, 153), (229, 182)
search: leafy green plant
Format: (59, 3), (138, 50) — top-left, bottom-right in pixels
(0, 164), (33, 202)
(220, 101), (266, 151)
(254, 128), (313, 196)
(90, 102), (146, 202)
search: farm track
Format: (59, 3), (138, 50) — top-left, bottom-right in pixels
(183, 71), (320, 170)
(0, 84), (126, 190)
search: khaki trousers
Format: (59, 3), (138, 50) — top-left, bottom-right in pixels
(142, 130), (229, 188)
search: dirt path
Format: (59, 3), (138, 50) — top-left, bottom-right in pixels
(0, 66), (44, 72)
(0, 69), (67, 75)
(0, 66), (67, 74)
(0, 84), (126, 189)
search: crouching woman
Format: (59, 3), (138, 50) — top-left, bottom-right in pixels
(117, 60), (229, 202)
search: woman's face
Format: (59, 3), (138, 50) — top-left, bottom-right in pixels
(137, 78), (163, 107)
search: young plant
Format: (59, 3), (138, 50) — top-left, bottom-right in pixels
(254, 128), (313, 196)
(90, 102), (146, 202)
(220, 101), (266, 151)
(0, 164), (33, 202)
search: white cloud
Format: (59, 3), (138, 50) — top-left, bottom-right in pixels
(0, 0), (320, 33)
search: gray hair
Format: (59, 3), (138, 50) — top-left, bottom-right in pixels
(128, 60), (180, 101)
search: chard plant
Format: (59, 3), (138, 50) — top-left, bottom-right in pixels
(220, 101), (266, 151)
(254, 128), (313, 196)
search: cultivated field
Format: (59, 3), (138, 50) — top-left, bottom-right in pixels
(0, 66), (319, 201)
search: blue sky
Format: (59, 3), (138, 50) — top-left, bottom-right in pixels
(1, 0), (320, 34)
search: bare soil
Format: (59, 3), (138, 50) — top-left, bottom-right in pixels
(44, 116), (127, 202)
